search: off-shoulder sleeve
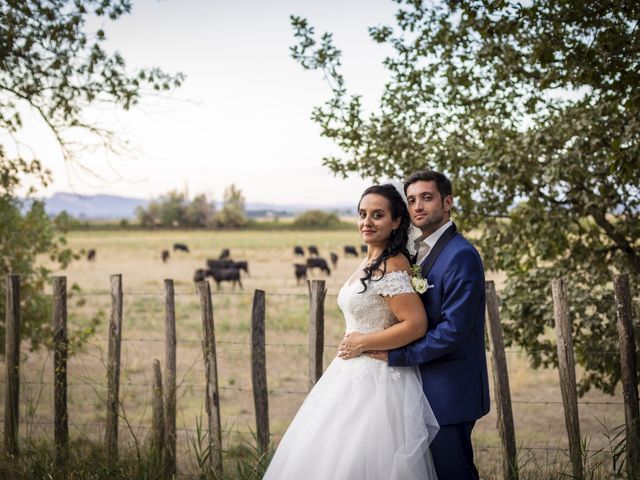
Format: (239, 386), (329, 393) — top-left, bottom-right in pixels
(368, 270), (414, 297)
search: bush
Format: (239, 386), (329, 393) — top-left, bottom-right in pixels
(292, 210), (343, 229)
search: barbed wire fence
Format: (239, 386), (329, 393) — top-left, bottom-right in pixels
(1, 274), (638, 479)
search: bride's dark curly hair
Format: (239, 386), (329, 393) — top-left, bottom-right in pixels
(358, 184), (412, 293)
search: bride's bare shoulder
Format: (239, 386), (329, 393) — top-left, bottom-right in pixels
(384, 254), (411, 274)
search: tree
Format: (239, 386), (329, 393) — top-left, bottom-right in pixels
(0, 1), (182, 351)
(135, 200), (161, 228)
(186, 193), (216, 228)
(136, 190), (216, 228)
(0, 152), (100, 352)
(215, 184), (248, 228)
(0, 0), (184, 163)
(157, 190), (188, 227)
(223, 184), (246, 211)
(291, 1), (640, 394)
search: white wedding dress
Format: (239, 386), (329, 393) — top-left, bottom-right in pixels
(263, 271), (439, 479)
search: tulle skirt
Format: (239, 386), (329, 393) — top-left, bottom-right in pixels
(263, 355), (439, 479)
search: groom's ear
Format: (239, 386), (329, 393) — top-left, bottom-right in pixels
(443, 195), (453, 213)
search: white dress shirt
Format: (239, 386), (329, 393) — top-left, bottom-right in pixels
(413, 220), (453, 266)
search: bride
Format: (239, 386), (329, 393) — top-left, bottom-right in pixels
(263, 184), (439, 479)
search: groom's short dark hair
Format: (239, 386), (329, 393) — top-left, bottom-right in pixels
(404, 170), (452, 199)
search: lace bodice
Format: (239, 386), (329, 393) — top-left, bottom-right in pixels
(337, 270), (414, 334)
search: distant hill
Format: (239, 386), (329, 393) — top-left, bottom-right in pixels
(44, 193), (149, 219)
(42, 193), (355, 220)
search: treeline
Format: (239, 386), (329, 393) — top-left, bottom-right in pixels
(132, 185), (350, 230)
(136, 185), (248, 229)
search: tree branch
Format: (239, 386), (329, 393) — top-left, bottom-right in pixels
(589, 207), (640, 275)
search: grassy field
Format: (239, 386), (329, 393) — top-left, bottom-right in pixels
(1, 229), (626, 478)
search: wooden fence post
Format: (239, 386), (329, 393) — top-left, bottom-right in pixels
(307, 279), (326, 391)
(4, 274), (20, 457)
(197, 280), (223, 473)
(485, 281), (518, 480)
(105, 274), (123, 465)
(251, 289), (269, 453)
(163, 279), (177, 478)
(151, 359), (164, 470)
(551, 278), (583, 480)
(614, 274), (640, 478)
(52, 276), (69, 469)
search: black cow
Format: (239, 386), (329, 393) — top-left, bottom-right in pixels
(308, 245), (319, 256)
(173, 243), (190, 253)
(209, 268), (243, 290)
(330, 252), (338, 268)
(87, 249), (96, 261)
(294, 245), (305, 256)
(344, 245), (358, 257)
(294, 264), (307, 284)
(219, 248), (231, 259)
(231, 260), (249, 275)
(193, 268), (210, 282)
(206, 258), (234, 270)
(161, 250), (170, 263)
(306, 257), (331, 275)
(360, 244), (367, 255)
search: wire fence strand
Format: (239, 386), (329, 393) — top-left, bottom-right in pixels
(80, 335), (622, 355)
(3, 380), (626, 405)
(15, 419), (612, 452)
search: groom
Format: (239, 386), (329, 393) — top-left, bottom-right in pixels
(370, 170), (490, 479)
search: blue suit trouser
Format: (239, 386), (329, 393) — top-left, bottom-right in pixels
(429, 421), (479, 480)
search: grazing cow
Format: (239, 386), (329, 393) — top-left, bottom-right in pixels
(344, 245), (358, 257)
(231, 260), (249, 275)
(360, 244), (367, 255)
(293, 264), (307, 284)
(206, 258), (234, 270)
(294, 245), (305, 256)
(173, 243), (190, 253)
(306, 257), (331, 275)
(330, 252), (338, 268)
(161, 250), (170, 263)
(87, 249), (96, 261)
(209, 268), (243, 290)
(219, 248), (231, 259)
(193, 268), (210, 283)
(308, 245), (319, 256)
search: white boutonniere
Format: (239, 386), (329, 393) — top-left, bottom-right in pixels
(410, 264), (434, 294)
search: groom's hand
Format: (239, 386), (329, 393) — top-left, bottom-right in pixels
(337, 332), (365, 359)
(365, 351), (388, 362)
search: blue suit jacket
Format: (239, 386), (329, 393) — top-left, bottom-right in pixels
(388, 230), (490, 426)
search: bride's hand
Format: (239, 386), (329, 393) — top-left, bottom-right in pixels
(365, 351), (388, 362)
(337, 332), (365, 359)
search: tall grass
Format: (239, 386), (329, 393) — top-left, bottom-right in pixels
(477, 422), (629, 480)
(0, 438), (161, 479)
(0, 433), (273, 480)
(183, 413), (273, 480)
(1, 435), (627, 480)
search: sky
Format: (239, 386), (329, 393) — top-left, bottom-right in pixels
(14, 0), (401, 207)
